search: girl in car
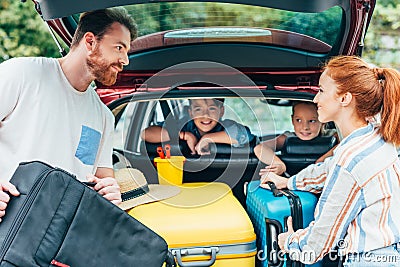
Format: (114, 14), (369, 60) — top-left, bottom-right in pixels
(261, 55), (400, 266)
(254, 101), (337, 176)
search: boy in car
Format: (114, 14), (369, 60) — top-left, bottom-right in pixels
(142, 98), (256, 155)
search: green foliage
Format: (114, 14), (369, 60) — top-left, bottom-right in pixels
(363, 1), (400, 69)
(281, 7), (341, 45)
(0, 0), (59, 63)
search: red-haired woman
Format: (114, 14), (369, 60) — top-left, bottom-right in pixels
(261, 55), (400, 266)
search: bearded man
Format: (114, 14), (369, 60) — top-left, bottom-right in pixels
(0, 8), (137, 221)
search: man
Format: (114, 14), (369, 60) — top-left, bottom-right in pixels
(0, 8), (137, 221)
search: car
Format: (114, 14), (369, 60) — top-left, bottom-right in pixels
(32, 0), (375, 266)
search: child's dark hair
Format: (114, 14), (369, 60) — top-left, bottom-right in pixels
(189, 98), (225, 107)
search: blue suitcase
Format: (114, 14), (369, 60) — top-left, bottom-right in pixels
(246, 180), (322, 267)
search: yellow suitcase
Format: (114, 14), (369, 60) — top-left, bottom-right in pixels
(128, 182), (256, 267)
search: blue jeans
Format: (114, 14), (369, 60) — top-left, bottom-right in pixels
(344, 244), (400, 267)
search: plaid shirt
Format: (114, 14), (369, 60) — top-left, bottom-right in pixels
(286, 123), (400, 264)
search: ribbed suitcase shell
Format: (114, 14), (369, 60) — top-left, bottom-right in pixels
(129, 182), (256, 266)
(246, 180), (322, 267)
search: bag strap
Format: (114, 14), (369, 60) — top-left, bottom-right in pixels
(165, 250), (176, 267)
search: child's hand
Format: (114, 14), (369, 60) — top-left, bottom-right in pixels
(259, 164), (286, 176)
(182, 132), (198, 154)
(195, 137), (212, 155)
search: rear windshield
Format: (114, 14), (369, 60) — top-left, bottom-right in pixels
(126, 2), (342, 51)
(73, 2), (342, 53)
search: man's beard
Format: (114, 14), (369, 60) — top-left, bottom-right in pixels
(86, 47), (123, 86)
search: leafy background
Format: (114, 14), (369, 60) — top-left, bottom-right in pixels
(0, 0), (58, 61)
(1, 0), (399, 69)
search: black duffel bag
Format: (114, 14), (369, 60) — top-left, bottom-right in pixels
(0, 161), (173, 267)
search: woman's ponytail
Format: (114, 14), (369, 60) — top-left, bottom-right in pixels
(379, 68), (400, 146)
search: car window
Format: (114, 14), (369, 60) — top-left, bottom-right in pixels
(72, 2), (342, 53)
(113, 97), (295, 151)
(223, 98), (293, 137)
(113, 103), (131, 150)
(125, 2), (341, 44)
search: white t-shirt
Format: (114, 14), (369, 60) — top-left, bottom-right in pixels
(0, 57), (114, 181)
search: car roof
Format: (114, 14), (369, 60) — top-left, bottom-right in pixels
(36, 0), (354, 20)
(33, 0), (375, 104)
(35, 0), (375, 59)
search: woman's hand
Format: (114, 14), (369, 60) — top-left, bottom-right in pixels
(260, 171), (289, 189)
(278, 216), (294, 251)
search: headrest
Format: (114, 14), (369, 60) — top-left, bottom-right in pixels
(142, 141), (256, 158)
(281, 136), (337, 155)
(208, 143), (255, 156)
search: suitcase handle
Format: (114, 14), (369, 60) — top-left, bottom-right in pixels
(267, 181), (283, 197)
(265, 219), (284, 267)
(172, 247), (219, 267)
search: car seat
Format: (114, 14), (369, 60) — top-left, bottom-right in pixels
(280, 135), (337, 176)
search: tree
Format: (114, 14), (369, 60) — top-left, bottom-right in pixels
(0, 0), (59, 62)
(363, 1), (400, 69)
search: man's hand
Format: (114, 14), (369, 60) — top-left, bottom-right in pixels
(0, 181), (20, 222)
(278, 216), (295, 251)
(260, 171), (289, 189)
(86, 174), (121, 205)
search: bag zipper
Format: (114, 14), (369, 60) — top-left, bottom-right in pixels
(0, 168), (53, 260)
(51, 259), (70, 267)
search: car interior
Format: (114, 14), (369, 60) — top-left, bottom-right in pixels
(110, 87), (338, 207)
